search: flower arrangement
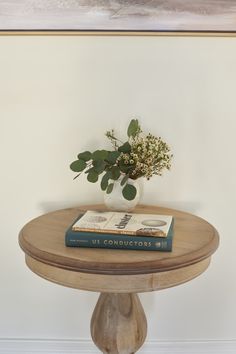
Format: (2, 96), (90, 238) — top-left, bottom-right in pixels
(70, 119), (172, 201)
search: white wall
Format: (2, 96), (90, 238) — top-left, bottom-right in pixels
(0, 35), (235, 343)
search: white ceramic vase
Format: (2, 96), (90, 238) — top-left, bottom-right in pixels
(104, 177), (141, 212)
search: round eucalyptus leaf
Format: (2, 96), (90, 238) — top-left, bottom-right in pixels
(77, 151), (92, 161)
(101, 173), (110, 191)
(92, 150), (109, 161)
(121, 174), (129, 186)
(122, 184), (137, 201)
(111, 166), (121, 180)
(87, 170), (99, 183)
(70, 159), (87, 172)
(84, 167), (95, 174)
(104, 170), (112, 179)
(106, 183), (114, 194)
(127, 119), (139, 138)
(118, 142), (131, 153)
(93, 159), (106, 174)
(107, 151), (121, 164)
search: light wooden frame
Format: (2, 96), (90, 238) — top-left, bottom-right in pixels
(1, 30), (236, 37)
(1, 1), (236, 36)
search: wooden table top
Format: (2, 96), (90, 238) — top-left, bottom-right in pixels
(19, 204), (219, 276)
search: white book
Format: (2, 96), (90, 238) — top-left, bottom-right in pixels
(72, 210), (173, 238)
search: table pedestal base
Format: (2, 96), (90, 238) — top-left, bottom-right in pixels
(91, 293), (147, 354)
(24, 255), (212, 353)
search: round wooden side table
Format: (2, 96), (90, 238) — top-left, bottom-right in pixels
(19, 204), (219, 354)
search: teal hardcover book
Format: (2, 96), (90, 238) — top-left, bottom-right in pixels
(65, 212), (174, 251)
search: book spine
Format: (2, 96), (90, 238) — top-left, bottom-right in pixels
(65, 232), (172, 251)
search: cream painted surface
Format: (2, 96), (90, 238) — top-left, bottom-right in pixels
(0, 35), (235, 340)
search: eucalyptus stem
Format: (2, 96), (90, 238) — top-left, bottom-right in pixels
(73, 172), (82, 180)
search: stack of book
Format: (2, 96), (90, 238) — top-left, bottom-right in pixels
(65, 210), (174, 252)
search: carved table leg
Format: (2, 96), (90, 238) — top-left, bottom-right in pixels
(91, 293), (147, 354)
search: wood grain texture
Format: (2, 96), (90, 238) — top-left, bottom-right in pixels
(19, 204), (219, 275)
(25, 255), (211, 293)
(91, 293), (147, 354)
(18, 204), (219, 354)
(1, 0), (236, 31)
